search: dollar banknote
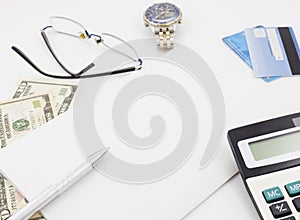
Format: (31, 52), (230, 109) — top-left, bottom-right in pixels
(12, 79), (78, 115)
(0, 80), (78, 220)
(0, 175), (27, 219)
(0, 93), (56, 220)
(0, 94), (56, 148)
(0, 175), (45, 220)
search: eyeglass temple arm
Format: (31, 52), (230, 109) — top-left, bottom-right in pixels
(11, 46), (143, 79)
(40, 28), (94, 77)
(79, 58), (143, 79)
(11, 46), (76, 79)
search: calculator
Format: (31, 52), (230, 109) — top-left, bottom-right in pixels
(228, 112), (300, 220)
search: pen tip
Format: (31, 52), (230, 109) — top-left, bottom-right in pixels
(88, 148), (109, 166)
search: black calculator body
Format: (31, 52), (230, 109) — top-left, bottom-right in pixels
(228, 112), (300, 220)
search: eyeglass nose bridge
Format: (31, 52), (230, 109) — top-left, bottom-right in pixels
(89, 33), (102, 44)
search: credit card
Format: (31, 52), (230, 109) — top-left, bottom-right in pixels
(245, 26), (300, 78)
(222, 29), (278, 82)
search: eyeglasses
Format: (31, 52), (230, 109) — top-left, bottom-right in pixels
(12, 16), (143, 79)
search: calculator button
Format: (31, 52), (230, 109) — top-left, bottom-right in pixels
(263, 187), (284, 203)
(270, 201), (292, 218)
(285, 180), (300, 197)
(280, 216), (295, 220)
(292, 197), (300, 211)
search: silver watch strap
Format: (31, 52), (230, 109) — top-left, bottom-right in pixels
(154, 26), (175, 49)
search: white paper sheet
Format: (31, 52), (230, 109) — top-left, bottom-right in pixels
(0, 110), (236, 220)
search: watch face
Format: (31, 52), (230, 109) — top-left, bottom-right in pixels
(145, 3), (181, 25)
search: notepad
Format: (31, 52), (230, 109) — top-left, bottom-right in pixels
(0, 111), (237, 220)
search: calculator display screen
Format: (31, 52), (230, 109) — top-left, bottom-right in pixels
(249, 131), (300, 161)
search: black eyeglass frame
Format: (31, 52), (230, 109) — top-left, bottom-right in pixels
(12, 17), (143, 79)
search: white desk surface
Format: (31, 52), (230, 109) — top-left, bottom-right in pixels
(1, 0), (300, 219)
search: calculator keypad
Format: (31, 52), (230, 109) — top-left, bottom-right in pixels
(247, 166), (300, 220)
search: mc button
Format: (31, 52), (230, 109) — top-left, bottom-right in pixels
(263, 186), (284, 203)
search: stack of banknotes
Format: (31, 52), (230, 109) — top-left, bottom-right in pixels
(0, 79), (78, 220)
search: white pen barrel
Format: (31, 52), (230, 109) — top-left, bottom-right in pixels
(9, 161), (93, 220)
(63, 160), (93, 190)
(8, 149), (107, 220)
(9, 185), (59, 220)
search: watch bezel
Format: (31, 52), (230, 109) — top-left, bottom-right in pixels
(143, 3), (182, 27)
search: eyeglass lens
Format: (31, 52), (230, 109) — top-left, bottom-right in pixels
(49, 16), (87, 38)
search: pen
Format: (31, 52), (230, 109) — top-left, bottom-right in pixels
(9, 148), (109, 220)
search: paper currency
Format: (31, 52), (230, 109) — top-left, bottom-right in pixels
(0, 173), (45, 220)
(0, 94), (56, 220)
(0, 94), (55, 148)
(28, 212), (45, 220)
(0, 175), (26, 219)
(0, 80), (77, 220)
(12, 79), (78, 115)
(0, 94), (55, 219)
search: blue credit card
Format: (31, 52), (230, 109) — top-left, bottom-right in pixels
(222, 29), (278, 82)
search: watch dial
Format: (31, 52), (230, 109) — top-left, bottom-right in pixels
(145, 3), (180, 25)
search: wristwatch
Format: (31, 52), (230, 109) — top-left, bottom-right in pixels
(144, 2), (182, 49)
